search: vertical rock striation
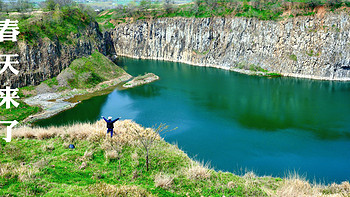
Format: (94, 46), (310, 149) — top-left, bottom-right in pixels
(109, 12), (350, 80)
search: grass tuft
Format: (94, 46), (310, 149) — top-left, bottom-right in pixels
(154, 173), (174, 189)
(186, 161), (212, 180)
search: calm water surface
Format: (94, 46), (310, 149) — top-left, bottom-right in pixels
(35, 57), (350, 183)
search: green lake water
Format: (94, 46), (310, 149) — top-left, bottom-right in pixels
(35, 57), (350, 183)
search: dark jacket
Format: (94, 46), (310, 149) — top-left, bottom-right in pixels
(103, 117), (120, 129)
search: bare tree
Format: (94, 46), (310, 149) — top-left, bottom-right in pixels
(132, 123), (174, 171)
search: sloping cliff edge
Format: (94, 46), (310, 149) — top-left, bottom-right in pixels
(108, 12), (350, 81)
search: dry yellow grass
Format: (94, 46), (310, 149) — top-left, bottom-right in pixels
(0, 162), (39, 182)
(154, 173), (174, 189)
(12, 120), (160, 146)
(105, 150), (119, 160)
(275, 173), (350, 197)
(185, 161), (211, 180)
(83, 149), (94, 161)
(89, 182), (152, 197)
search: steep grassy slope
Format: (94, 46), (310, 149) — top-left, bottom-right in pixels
(0, 120), (349, 196)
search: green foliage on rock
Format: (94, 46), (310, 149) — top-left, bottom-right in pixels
(42, 77), (59, 88)
(18, 6), (94, 43)
(289, 54), (298, 61)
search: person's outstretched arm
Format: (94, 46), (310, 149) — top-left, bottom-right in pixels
(101, 116), (107, 122)
(112, 117), (120, 123)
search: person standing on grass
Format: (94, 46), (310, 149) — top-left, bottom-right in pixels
(101, 116), (120, 138)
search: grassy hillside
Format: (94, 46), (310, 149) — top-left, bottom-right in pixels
(61, 51), (126, 89)
(0, 51), (127, 122)
(0, 120), (349, 196)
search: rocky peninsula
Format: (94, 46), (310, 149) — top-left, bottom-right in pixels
(122, 73), (159, 89)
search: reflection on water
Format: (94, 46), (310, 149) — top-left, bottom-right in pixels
(125, 84), (162, 98)
(35, 93), (108, 126)
(35, 57), (350, 183)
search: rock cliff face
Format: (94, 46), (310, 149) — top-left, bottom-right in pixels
(0, 22), (105, 88)
(109, 12), (350, 80)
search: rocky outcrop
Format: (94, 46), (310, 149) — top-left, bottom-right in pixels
(108, 12), (350, 80)
(0, 22), (106, 88)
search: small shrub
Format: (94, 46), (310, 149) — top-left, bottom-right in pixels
(267, 73), (282, 77)
(289, 54), (297, 61)
(249, 64), (267, 72)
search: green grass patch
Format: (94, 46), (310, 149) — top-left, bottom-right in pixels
(249, 64), (268, 72)
(42, 77), (59, 88)
(18, 86), (36, 98)
(267, 72), (282, 77)
(0, 100), (41, 122)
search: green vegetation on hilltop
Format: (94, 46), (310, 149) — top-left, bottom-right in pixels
(97, 0), (350, 28)
(20, 7), (94, 43)
(65, 51), (126, 89)
(0, 3), (96, 50)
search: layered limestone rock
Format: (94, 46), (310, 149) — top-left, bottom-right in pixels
(0, 22), (106, 88)
(109, 12), (350, 80)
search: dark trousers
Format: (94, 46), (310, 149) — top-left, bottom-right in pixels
(107, 129), (113, 137)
